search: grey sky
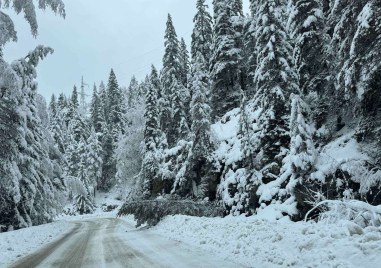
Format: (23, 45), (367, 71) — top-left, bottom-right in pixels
(3, 0), (250, 100)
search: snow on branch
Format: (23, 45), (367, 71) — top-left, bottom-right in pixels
(305, 199), (381, 227)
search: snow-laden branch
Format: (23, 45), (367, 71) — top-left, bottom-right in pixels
(305, 199), (381, 226)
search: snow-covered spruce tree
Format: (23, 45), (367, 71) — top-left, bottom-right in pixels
(0, 63), (23, 231)
(107, 69), (124, 141)
(49, 101), (66, 154)
(180, 52), (213, 199)
(288, 94), (317, 218)
(248, 0), (299, 211)
(142, 66), (161, 199)
(290, 0), (328, 96)
(49, 94), (57, 118)
(90, 83), (105, 134)
(48, 94), (65, 153)
(126, 75), (140, 109)
(179, 38), (190, 87)
(98, 80), (109, 126)
(67, 108), (89, 144)
(11, 47), (63, 228)
(85, 127), (103, 197)
(74, 137), (94, 214)
(99, 129), (116, 191)
(191, 0), (213, 65)
(168, 75), (193, 196)
(242, 0), (259, 97)
(0, 1), (65, 230)
(65, 85), (79, 127)
(329, 0), (381, 100)
(168, 76), (190, 145)
(328, 0), (381, 142)
(96, 70), (123, 192)
(210, 0), (244, 119)
(160, 14), (181, 137)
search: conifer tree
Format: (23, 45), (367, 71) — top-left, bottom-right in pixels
(49, 94), (57, 118)
(98, 81), (108, 125)
(142, 66), (161, 198)
(127, 75), (140, 108)
(253, 0), (298, 183)
(0, 0), (65, 230)
(6, 46), (61, 228)
(168, 76), (190, 146)
(99, 129), (116, 191)
(107, 69), (123, 141)
(289, 94), (316, 179)
(66, 85), (79, 126)
(191, 0), (213, 64)
(57, 93), (67, 111)
(50, 108), (66, 153)
(90, 83), (104, 134)
(187, 52), (213, 198)
(210, 0), (244, 119)
(290, 0), (327, 95)
(179, 38), (190, 87)
(86, 127), (103, 195)
(160, 14), (181, 134)
(329, 0), (381, 112)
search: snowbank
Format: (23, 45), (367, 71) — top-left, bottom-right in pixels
(0, 220), (72, 266)
(153, 215), (381, 268)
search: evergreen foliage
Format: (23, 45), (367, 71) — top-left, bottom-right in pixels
(117, 200), (223, 227)
(210, 0), (244, 119)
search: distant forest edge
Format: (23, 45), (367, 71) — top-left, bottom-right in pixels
(1, 0), (381, 231)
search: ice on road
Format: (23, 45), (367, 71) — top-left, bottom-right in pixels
(10, 218), (239, 268)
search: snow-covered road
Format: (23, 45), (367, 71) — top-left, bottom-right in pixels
(9, 218), (239, 268)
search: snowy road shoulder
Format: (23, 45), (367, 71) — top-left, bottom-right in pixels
(0, 220), (73, 267)
(152, 215), (381, 268)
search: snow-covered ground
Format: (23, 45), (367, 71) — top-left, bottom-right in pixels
(0, 193), (121, 267)
(0, 220), (72, 266)
(153, 215), (381, 268)
(2, 192), (381, 268)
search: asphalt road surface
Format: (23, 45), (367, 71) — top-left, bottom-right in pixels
(10, 218), (238, 268)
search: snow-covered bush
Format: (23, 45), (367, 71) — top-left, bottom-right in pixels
(305, 199), (381, 228)
(117, 199), (223, 227)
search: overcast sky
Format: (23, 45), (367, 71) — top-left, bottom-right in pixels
(3, 0), (250, 100)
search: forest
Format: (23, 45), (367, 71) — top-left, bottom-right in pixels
(1, 0), (381, 232)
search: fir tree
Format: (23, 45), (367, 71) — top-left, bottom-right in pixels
(107, 69), (123, 141)
(329, 0), (381, 114)
(98, 80), (108, 124)
(57, 93), (67, 111)
(49, 94), (57, 118)
(191, 0), (213, 64)
(8, 46), (61, 228)
(86, 127), (103, 196)
(289, 94), (316, 179)
(179, 38), (190, 87)
(187, 52), (213, 198)
(168, 76), (189, 146)
(210, 0), (244, 119)
(160, 14), (181, 134)
(290, 0), (328, 95)
(252, 0), (298, 183)
(66, 85), (79, 126)
(142, 66), (161, 198)
(90, 83), (104, 134)
(50, 108), (66, 154)
(127, 75), (140, 108)
(99, 129), (116, 191)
